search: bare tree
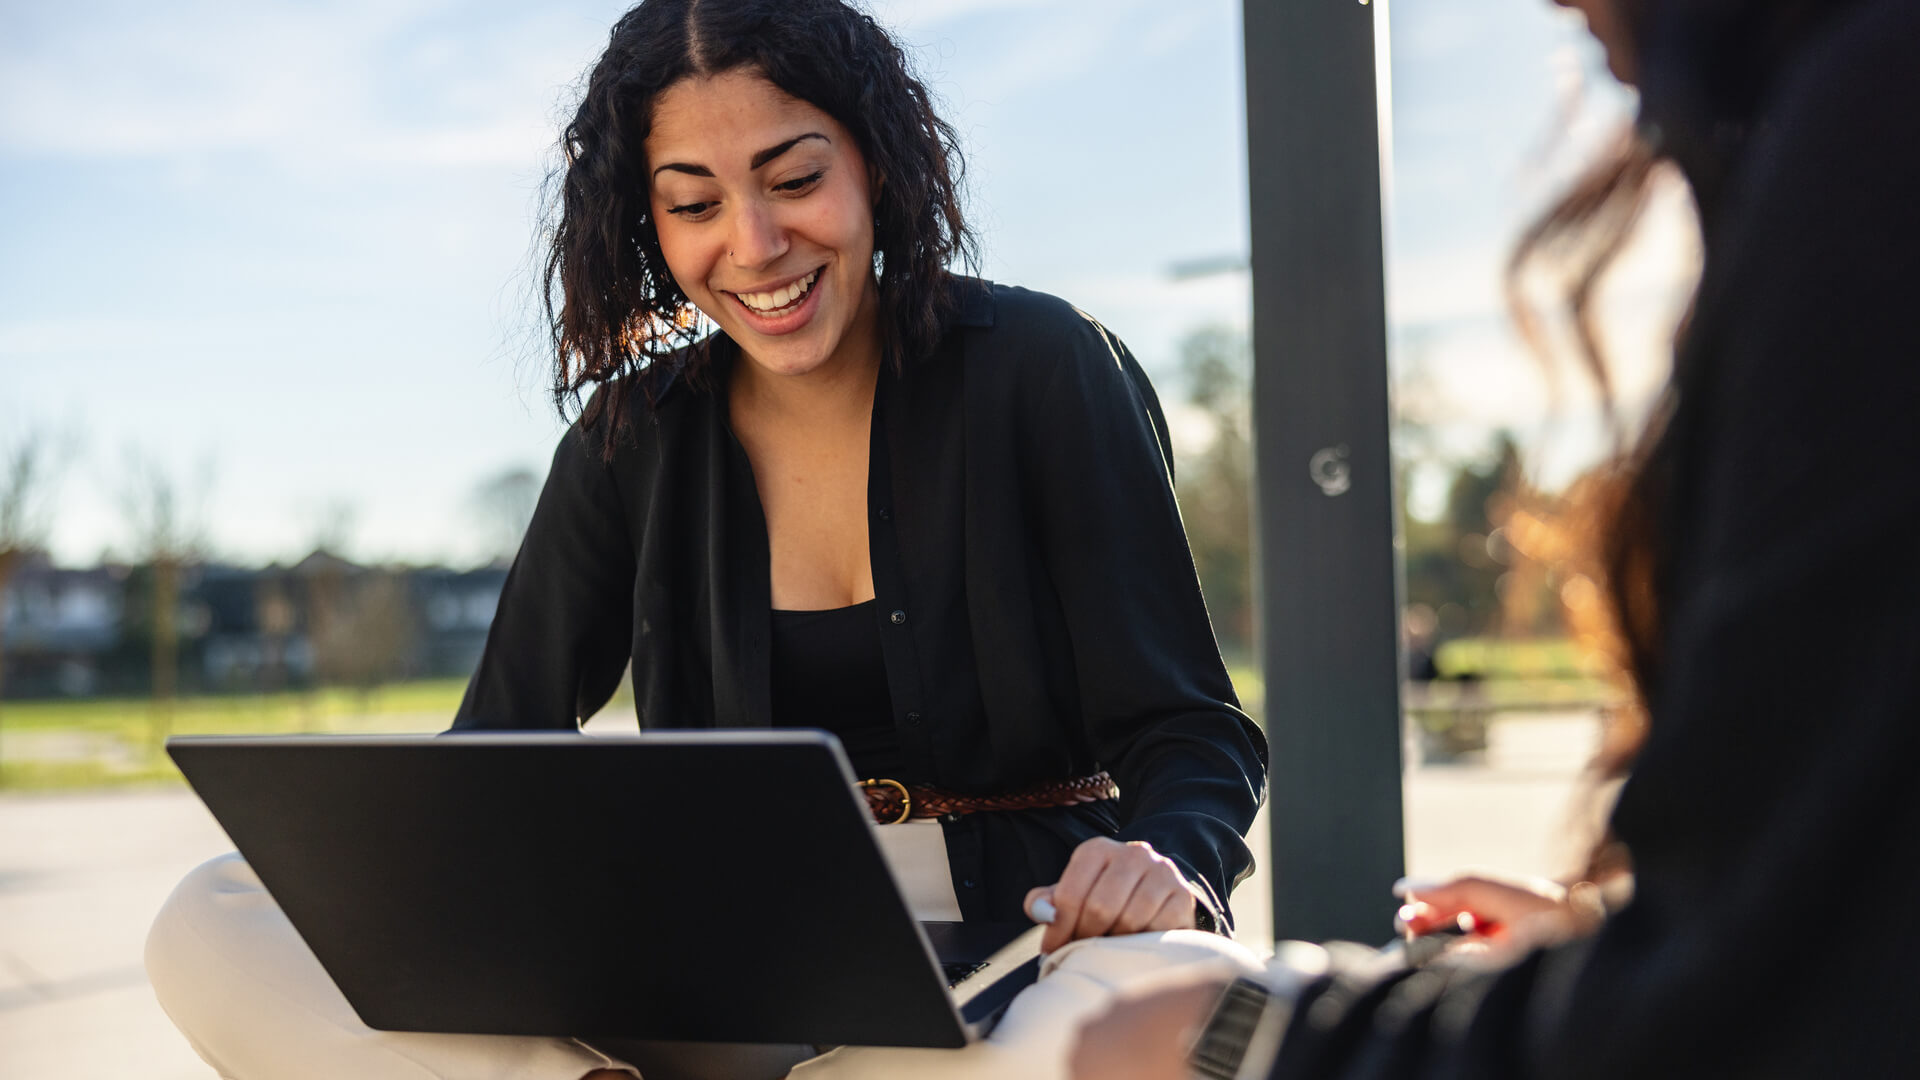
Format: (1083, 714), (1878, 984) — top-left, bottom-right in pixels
(468, 466), (541, 566)
(119, 451), (211, 753)
(295, 501), (359, 724)
(310, 498), (358, 559)
(295, 504), (419, 718)
(0, 434), (56, 689)
(0, 430), (60, 779)
(310, 567), (414, 706)
(1173, 326), (1256, 654)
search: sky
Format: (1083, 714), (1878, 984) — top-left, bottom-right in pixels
(0, 0), (1696, 568)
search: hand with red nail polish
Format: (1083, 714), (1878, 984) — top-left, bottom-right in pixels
(1391, 873), (1598, 959)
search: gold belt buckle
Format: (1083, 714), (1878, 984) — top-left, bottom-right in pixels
(859, 778), (913, 825)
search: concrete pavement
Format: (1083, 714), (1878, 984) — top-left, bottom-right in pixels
(1, 788), (232, 1079)
(0, 713), (1599, 1079)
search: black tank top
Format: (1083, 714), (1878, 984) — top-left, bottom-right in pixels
(768, 599), (904, 779)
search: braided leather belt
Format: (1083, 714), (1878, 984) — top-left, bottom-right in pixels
(858, 771), (1119, 826)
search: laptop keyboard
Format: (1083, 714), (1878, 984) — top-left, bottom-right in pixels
(942, 961), (990, 988)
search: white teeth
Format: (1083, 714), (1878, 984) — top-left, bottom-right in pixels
(737, 270), (819, 315)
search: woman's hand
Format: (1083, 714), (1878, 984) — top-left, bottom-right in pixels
(1394, 873), (1603, 958)
(1025, 837), (1197, 953)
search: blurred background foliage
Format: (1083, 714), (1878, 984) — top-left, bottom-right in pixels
(1, 317), (1616, 788)
(1163, 323), (1593, 668)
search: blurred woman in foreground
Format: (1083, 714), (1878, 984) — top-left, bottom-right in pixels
(1074, 0), (1920, 1074)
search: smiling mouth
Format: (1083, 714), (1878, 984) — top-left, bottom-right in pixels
(731, 269), (821, 317)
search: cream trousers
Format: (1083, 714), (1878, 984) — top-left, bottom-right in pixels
(146, 825), (1265, 1080)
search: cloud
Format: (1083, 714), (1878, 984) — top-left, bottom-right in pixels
(0, 314), (271, 357)
(871, 0), (1053, 31)
(0, 0), (598, 168)
(877, 0), (1171, 103)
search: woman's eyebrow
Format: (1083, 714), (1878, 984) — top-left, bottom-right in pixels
(750, 132), (828, 170)
(650, 133), (829, 181)
(653, 161), (713, 179)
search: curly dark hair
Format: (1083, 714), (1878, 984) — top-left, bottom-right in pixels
(541, 0), (974, 451)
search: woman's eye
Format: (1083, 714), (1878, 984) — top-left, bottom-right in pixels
(666, 201), (714, 217)
(776, 171), (824, 193)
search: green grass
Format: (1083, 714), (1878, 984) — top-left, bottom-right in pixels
(0, 679), (470, 734)
(1229, 640), (1620, 720)
(0, 756), (185, 791)
(1432, 637), (1604, 680)
(0, 644), (1611, 791)
(0, 681), (471, 791)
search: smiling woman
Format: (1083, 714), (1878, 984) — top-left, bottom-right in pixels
(647, 91), (872, 376)
(543, 0), (970, 448)
(143, 1), (1269, 1078)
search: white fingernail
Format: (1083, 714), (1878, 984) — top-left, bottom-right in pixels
(1030, 897), (1057, 924)
(1391, 877), (1446, 899)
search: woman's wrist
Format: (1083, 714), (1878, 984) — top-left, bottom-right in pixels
(1185, 975), (1295, 1080)
(1185, 879), (1222, 935)
(1184, 941), (1326, 1079)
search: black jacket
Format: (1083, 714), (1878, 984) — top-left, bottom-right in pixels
(452, 280), (1269, 928)
(1267, 1), (1920, 1075)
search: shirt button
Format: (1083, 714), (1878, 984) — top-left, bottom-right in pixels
(961, 879), (977, 889)
(889, 609), (906, 625)
(904, 711), (923, 727)
(876, 507), (892, 520)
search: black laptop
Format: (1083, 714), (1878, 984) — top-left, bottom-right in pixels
(166, 730), (1043, 1048)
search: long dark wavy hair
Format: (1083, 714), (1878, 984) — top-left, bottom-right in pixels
(1510, 0), (1869, 876)
(542, 0), (974, 453)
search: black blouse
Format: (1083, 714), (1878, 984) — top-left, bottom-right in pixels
(451, 279), (1269, 927)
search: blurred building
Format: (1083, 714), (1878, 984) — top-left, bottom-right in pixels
(0, 553), (125, 698)
(0, 552), (507, 700)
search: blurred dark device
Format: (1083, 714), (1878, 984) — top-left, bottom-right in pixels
(1384, 912), (1478, 968)
(167, 730), (1041, 1047)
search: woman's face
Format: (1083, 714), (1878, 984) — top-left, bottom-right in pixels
(1554, 0), (1639, 84)
(646, 69), (879, 383)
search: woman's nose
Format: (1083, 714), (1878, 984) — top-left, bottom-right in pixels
(728, 202), (789, 268)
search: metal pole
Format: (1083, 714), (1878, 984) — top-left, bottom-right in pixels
(1243, 0), (1406, 944)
